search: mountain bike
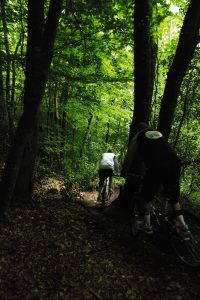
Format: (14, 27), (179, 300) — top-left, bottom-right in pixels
(130, 195), (200, 267)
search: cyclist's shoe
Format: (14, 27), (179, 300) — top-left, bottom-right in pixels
(175, 222), (191, 241)
(140, 223), (153, 234)
(177, 226), (192, 241)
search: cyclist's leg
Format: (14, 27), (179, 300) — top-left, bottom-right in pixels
(163, 158), (181, 211)
(97, 169), (106, 201)
(103, 169), (113, 195)
(121, 175), (142, 211)
(163, 160), (191, 239)
(140, 168), (161, 233)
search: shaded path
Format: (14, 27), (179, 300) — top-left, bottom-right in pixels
(80, 186), (120, 207)
(0, 178), (199, 299)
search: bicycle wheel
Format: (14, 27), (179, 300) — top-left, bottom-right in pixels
(170, 210), (200, 267)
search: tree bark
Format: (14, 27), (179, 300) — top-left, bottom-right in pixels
(157, 0), (200, 139)
(0, 0), (14, 138)
(0, 0), (63, 214)
(129, 0), (156, 141)
(107, 0), (156, 215)
(0, 50), (8, 156)
(61, 82), (69, 131)
(10, 38), (21, 119)
(80, 114), (94, 158)
(12, 122), (39, 206)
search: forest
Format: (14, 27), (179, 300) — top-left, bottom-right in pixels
(0, 0), (200, 299)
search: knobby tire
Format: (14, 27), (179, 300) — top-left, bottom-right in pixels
(170, 210), (200, 268)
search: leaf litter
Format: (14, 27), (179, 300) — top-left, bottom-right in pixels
(0, 178), (199, 300)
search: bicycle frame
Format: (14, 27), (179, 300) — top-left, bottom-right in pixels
(130, 195), (200, 267)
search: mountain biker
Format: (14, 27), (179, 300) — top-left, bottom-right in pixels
(121, 122), (190, 239)
(97, 149), (119, 201)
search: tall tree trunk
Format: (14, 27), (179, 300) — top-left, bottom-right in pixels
(61, 82), (69, 131)
(80, 114), (94, 158)
(0, 0), (14, 138)
(0, 50), (8, 156)
(157, 0), (200, 139)
(115, 0), (156, 211)
(10, 38), (21, 119)
(12, 122), (39, 206)
(129, 0), (156, 140)
(113, 120), (121, 145)
(0, 0), (63, 215)
(59, 82), (69, 161)
(53, 81), (59, 123)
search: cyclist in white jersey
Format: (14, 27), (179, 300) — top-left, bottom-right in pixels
(97, 150), (119, 201)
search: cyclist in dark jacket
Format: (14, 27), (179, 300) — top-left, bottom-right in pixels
(122, 122), (190, 238)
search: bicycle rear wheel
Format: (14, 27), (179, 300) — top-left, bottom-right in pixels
(170, 210), (200, 267)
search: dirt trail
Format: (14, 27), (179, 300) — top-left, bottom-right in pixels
(80, 187), (120, 207)
(79, 186), (200, 300)
(0, 177), (200, 300)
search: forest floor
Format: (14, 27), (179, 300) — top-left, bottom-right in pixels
(0, 176), (200, 300)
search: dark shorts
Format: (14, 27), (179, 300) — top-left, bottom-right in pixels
(141, 159), (181, 204)
(99, 169), (113, 187)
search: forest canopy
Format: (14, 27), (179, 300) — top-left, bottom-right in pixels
(0, 0), (199, 211)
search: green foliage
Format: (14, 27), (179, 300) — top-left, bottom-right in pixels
(33, 0), (200, 197)
(1, 0), (199, 199)
(63, 157), (98, 190)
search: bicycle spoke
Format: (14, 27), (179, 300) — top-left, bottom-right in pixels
(171, 211), (200, 267)
(171, 235), (200, 267)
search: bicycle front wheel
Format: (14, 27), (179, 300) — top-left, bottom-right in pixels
(170, 210), (200, 267)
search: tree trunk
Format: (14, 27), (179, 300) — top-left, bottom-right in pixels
(59, 82), (69, 161)
(0, 0), (14, 139)
(61, 82), (69, 131)
(12, 122), (39, 206)
(53, 81), (59, 123)
(10, 38), (21, 119)
(115, 0), (156, 211)
(0, 0), (63, 215)
(157, 0), (200, 139)
(113, 120), (121, 145)
(80, 114), (94, 158)
(129, 0), (156, 140)
(0, 51), (8, 156)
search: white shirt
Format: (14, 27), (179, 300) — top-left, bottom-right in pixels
(99, 153), (115, 170)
